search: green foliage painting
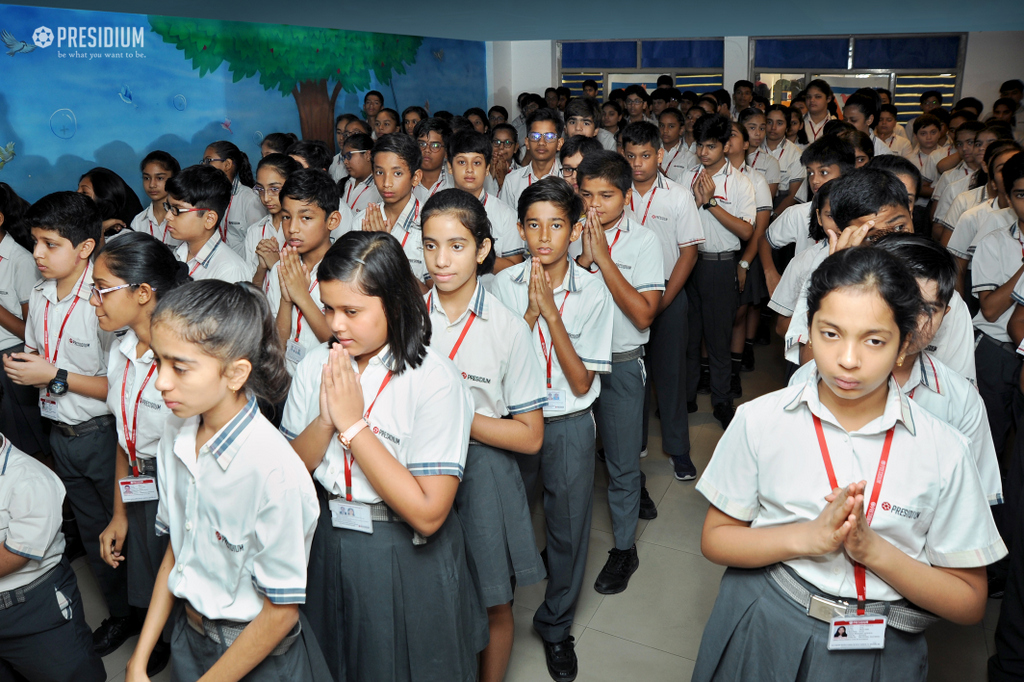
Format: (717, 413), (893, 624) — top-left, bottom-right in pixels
(148, 17), (423, 151)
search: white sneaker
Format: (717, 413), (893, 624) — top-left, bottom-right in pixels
(640, 447), (648, 459)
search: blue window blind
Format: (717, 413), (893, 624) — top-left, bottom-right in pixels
(561, 42), (637, 69)
(561, 73), (604, 99)
(754, 38), (849, 70)
(675, 74), (724, 94)
(894, 74), (958, 124)
(854, 36), (960, 70)
(641, 40), (723, 69)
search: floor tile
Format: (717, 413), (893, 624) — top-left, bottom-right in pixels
(574, 628), (696, 681)
(505, 604), (585, 682)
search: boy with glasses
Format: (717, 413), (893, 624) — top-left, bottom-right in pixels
(500, 109), (564, 211)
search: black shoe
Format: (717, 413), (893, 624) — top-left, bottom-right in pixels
(541, 636), (578, 681)
(696, 368), (711, 395)
(713, 403), (735, 430)
(989, 574), (1007, 599)
(594, 545), (640, 595)
(672, 455), (697, 481)
(755, 315), (772, 345)
(93, 615), (142, 657)
(540, 547), (549, 573)
(741, 344), (755, 372)
(147, 638), (172, 677)
(597, 448), (606, 463)
(687, 400), (698, 414)
(639, 486), (658, 520)
(729, 373), (742, 399)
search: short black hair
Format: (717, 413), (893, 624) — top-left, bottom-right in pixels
(526, 108), (565, 137)
(378, 107), (400, 125)
(1002, 152), (1024, 196)
(449, 116), (475, 135)
(413, 117), (453, 157)
(807, 180), (835, 242)
(828, 167), (909, 230)
(800, 136), (856, 176)
(659, 108), (685, 125)
(488, 105), (508, 120)
(733, 80), (754, 92)
(622, 121), (662, 150)
(140, 150), (180, 176)
(421, 188), (496, 276)
(448, 130), (492, 165)
(913, 114), (943, 134)
(711, 89), (731, 110)
(949, 108), (979, 124)
(565, 97), (600, 124)
(840, 129), (875, 161)
(364, 90), (384, 103)
(256, 153), (302, 182)
(873, 232), (957, 307)
(434, 111), (454, 122)
(0, 182), (32, 251)
(954, 97), (984, 114)
(402, 105), (428, 123)
(280, 168), (340, 217)
(25, 191), (101, 247)
(556, 86), (571, 100)
(693, 113), (733, 145)
(1000, 79), (1024, 94)
(656, 75), (673, 87)
(286, 139), (332, 172)
(582, 79), (599, 90)
(491, 123), (518, 145)
(80, 167), (144, 224)
(461, 108), (487, 127)
(624, 85), (651, 104)
(559, 135), (603, 163)
(920, 90), (943, 105)
(262, 132), (299, 155)
(166, 164), (232, 224)
(868, 154), (922, 200)
(517, 176), (583, 226)
(344, 132), (375, 153)
(651, 89), (673, 103)
(577, 150), (632, 196)
(879, 103), (899, 120)
(371, 133), (422, 173)
(346, 119), (372, 136)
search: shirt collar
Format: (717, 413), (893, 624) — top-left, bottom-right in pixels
(392, 196), (420, 233)
(0, 233), (14, 258)
(911, 353), (944, 396)
(428, 280), (488, 323)
(784, 368), (916, 436)
(118, 328), (155, 364)
(0, 436), (11, 475)
(712, 161), (732, 180)
(529, 160), (561, 182)
(40, 262), (93, 304)
(202, 397), (260, 470)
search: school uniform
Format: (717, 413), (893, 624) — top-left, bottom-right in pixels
(483, 159), (520, 198)
(221, 178), (268, 259)
(353, 198), (428, 283)
(328, 153), (349, 183)
(280, 345), (487, 681)
(475, 190), (525, 291)
(803, 113), (835, 143)
(680, 163), (756, 407)
(737, 164), (773, 306)
(761, 140), (804, 199)
(106, 329), (176, 609)
(0, 437), (106, 682)
(930, 144), (956, 164)
(411, 165), (453, 205)
(906, 150), (940, 209)
(499, 160), (562, 213)
(931, 163), (973, 221)
(240, 214), (284, 279)
(511, 113), (527, 144)
(692, 372), (1005, 682)
(155, 397), (327, 681)
(265, 260), (324, 375)
(662, 141), (698, 184)
(947, 199), (1016, 261)
(767, 201), (817, 256)
(174, 236), (250, 284)
(625, 176), (704, 460)
(869, 131), (895, 158)
(768, 241), (828, 337)
(0, 234), (46, 456)
(939, 185), (988, 233)
(880, 134), (913, 157)
(744, 147), (782, 191)
(595, 128), (617, 151)
(130, 203), (181, 248)
(492, 258), (613, 643)
(341, 175), (381, 215)
(894, 122), (909, 139)
(425, 283), (547, 606)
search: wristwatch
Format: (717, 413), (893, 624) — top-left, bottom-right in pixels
(338, 418), (369, 448)
(48, 368), (69, 396)
(738, 260), (750, 270)
(702, 198), (718, 210)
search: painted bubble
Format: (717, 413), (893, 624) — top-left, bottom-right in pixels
(172, 94), (187, 111)
(49, 109), (77, 139)
(252, 131), (264, 146)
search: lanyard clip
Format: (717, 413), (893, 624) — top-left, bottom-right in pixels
(856, 598), (866, 616)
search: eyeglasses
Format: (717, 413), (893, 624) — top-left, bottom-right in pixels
(489, 116), (506, 125)
(253, 185), (281, 197)
(90, 283), (141, 303)
(418, 141), (444, 151)
(163, 201), (210, 217)
(492, 139), (516, 148)
(561, 166), (577, 177)
(625, 98), (645, 106)
(527, 132), (558, 143)
(342, 151), (369, 161)
(201, 157), (226, 165)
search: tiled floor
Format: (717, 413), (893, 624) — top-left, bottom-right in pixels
(77, 338), (998, 681)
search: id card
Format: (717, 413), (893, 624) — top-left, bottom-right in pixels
(827, 615), (886, 650)
(329, 498), (373, 534)
(39, 397), (58, 420)
(118, 476), (159, 503)
(286, 340), (307, 364)
(546, 388), (567, 412)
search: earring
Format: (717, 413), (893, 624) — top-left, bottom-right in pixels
(896, 355), (905, 367)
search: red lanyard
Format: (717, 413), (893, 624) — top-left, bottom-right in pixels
(396, 198), (420, 249)
(661, 144), (683, 173)
(220, 196), (234, 242)
(343, 370), (393, 501)
(346, 179), (370, 209)
(806, 116), (827, 141)
(428, 173), (445, 198)
(427, 297), (478, 361)
(750, 150), (761, 170)
(631, 189), (657, 226)
(813, 414), (895, 614)
(691, 169), (728, 201)
(537, 291), (571, 389)
(293, 278), (319, 341)
(121, 362), (157, 476)
(916, 153), (926, 170)
(188, 240), (219, 276)
(886, 136), (895, 148)
(607, 228), (622, 257)
(43, 273), (87, 364)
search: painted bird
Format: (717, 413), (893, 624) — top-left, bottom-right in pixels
(2, 30), (36, 56)
(221, 118), (233, 134)
(0, 142), (15, 171)
(118, 84), (138, 108)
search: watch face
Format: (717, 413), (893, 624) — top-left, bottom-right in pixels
(48, 380), (68, 396)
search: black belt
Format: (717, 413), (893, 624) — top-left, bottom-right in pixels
(0, 562), (60, 610)
(612, 347), (644, 363)
(51, 414), (115, 438)
(544, 407), (592, 424)
(133, 457), (157, 476)
(697, 250), (738, 261)
(975, 329), (1018, 356)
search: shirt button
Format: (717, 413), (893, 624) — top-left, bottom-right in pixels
(834, 567), (842, 574)
(177, 565), (184, 573)
(185, 521), (192, 531)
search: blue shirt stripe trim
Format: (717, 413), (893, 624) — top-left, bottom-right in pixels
(279, 426), (299, 440)
(507, 397), (548, 414)
(155, 519), (170, 537)
(208, 398), (259, 464)
(4, 541), (43, 561)
(407, 462), (465, 478)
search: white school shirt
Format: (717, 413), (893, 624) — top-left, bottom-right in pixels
(280, 344), (474, 502)
(155, 398), (319, 621)
(930, 145), (956, 164)
(354, 198), (428, 283)
(577, 216), (665, 352)
(478, 190), (525, 291)
(499, 160), (562, 212)
(662, 141), (698, 183)
(106, 329), (176, 461)
(768, 240), (828, 318)
(766, 201), (817, 256)
(948, 199), (1015, 261)
(789, 354), (1001, 505)
(265, 260), (323, 375)
(803, 113), (835, 143)
(173, 236), (249, 284)
(0, 234), (40, 351)
(894, 122), (908, 139)
(931, 163), (973, 216)
(696, 372), (1005, 601)
(425, 283), (547, 418)
(939, 185), (988, 232)
(342, 176), (381, 214)
(971, 222), (1024, 343)
(131, 203), (181, 248)
(934, 173), (976, 228)
(880, 134), (912, 158)
(491, 259), (614, 417)
(744, 147), (782, 189)
(905, 150), (940, 208)
(596, 128), (617, 151)
(222, 179), (267, 259)
(411, 165), (454, 205)
(329, 153), (349, 183)
(765, 141), (805, 199)
(23, 264), (113, 425)
(625, 175), (705, 276)
(241, 214), (284, 279)
(739, 163), (773, 215)
(680, 162), (756, 253)
(0, 437), (66, 591)
(869, 131), (894, 158)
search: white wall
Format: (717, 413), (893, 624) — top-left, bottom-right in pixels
(488, 40), (557, 114)
(722, 36), (749, 95)
(961, 31), (1024, 108)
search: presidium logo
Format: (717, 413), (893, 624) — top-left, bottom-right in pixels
(30, 24), (145, 49)
(880, 501), (921, 519)
(32, 26), (53, 48)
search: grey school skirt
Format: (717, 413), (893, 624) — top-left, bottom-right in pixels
(738, 255), (769, 307)
(691, 566), (928, 682)
(455, 442), (546, 607)
(302, 484), (489, 682)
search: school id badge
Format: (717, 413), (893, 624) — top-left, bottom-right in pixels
(827, 614), (886, 650)
(329, 498), (373, 534)
(39, 396), (58, 420)
(286, 340), (307, 364)
(546, 388), (567, 412)
(118, 476), (159, 503)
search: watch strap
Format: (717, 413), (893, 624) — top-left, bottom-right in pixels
(339, 418), (369, 448)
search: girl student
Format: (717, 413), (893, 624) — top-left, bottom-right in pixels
(246, 153), (302, 287)
(126, 280), (326, 682)
(738, 108), (781, 197)
(77, 167), (144, 241)
(691, 246), (1005, 681)
(339, 132), (381, 214)
(787, 105), (810, 147)
(421, 189), (546, 682)
(373, 107), (401, 138)
(763, 104), (806, 212)
(202, 140), (267, 257)
(280, 231), (487, 682)
(92, 232), (190, 678)
(262, 132), (299, 158)
(131, 151), (182, 247)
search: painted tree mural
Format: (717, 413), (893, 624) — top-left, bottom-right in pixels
(148, 18), (423, 152)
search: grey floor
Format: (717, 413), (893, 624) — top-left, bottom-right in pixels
(77, 337), (998, 682)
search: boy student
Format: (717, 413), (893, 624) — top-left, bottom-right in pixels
(842, 93), (894, 158)
(932, 121), (988, 237)
(620, 122), (704, 480)
(681, 114), (756, 429)
(575, 151), (664, 595)
(412, 118), (453, 204)
(650, 89), (672, 118)
(564, 97), (617, 151)
(623, 85), (654, 124)
(165, 165), (250, 283)
(582, 79), (599, 99)
(559, 135), (603, 194)
(659, 108), (698, 182)
(491, 177), (612, 682)
(731, 80), (754, 119)
(363, 89), (384, 130)
(265, 170), (339, 373)
(1, 193), (135, 657)
(876, 104), (913, 156)
(500, 109), (564, 212)
(329, 114), (354, 181)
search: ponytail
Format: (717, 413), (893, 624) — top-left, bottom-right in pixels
(208, 140), (255, 188)
(95, 231), (190, 299)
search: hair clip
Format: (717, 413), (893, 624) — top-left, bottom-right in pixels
(354, 257), (366, 265)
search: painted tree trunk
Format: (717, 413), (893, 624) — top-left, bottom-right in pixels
(291, 79), (343, 153)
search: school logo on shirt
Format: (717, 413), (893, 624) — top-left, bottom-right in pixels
(650, 214), (669, 222)
(214, 530), (243, 552)
(67, 337), (91, 348)
(140, 398), (164, 411)
(880, 501), (921, 519)
(371, 425), (401, 445)
(462, 371), (492, 385)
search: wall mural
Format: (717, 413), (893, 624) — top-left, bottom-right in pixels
(0, 3), (486, 201)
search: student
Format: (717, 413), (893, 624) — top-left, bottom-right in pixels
(732, 80), (754, 119)
(582, 79), (599, 99)
(876, 104), (912, 156)
(739, 108), (781, 196)
(125, 280), (325, 682)
(999, 78), (1024, 140)
(77, 167), (144, 241)
(399, 106), (425, 137)
(262, 131), (299, 159)
(556, 87), (571, 114)
(1, 192), (133, 656)
(564, 97), (616, 151)
(500, 108), (565, 211)
(488, 105), (509, 129)
(842, 94), (894, 159)
(909, 114), (945, 165)
(947, 148), (1020, 279)
(682, 106), (704, 156)
(339, 133), (382, 214)
(545, 87), (560, 111)
(651, 89), (672, 118)
(165, 165), (250, 283)
(419, 189), (545, 682)
(487, 123), (521, 196)
(576, 151), (664, 593)
(363, 90), (384, 129)
(711, 89), (733, 119)
(787, 106), (810, 146)
(939, 140), (1019, 248)
(491, 178), (613, 681)
(679, 90), (699, 115)
(762, 104), (805, 212)
(0, 421), (106, 682)
(412, 118), (453, 204)
(803, 79), (837, 142)
(841, 129), (875, 168)
(356, 133), (430, 287)
(131, 151), (182, 247)
(329, 116), (355, 181)
(602, 100), (625, 136)
(624, 85), (654, 124)
(867, 154), (924, 230)
(373, 108), (400, 138)
(692, 246), (1004, 682)
(287, 140), (332, 175)
(558, 135), (603, 193)
(447, 131), (526, 284)
(682, 113), (756, 429)
(659, 108), (697, 182)
(933, 123), (998, 238)
(92, 233), (189, 677)
(463, 107), (489, 135)
(791, 90), (808, 118)
(245, 154), (302, 285)
(201, 141), (267, 257)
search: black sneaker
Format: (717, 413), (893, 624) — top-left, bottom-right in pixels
(541, 636), (578, 681)
(597, 448), (606, 463)
(687, 400), (698, 414)
(147, 638), (172, 677)
(594, 545), (640, 595)
(639, 486), (658, 520)
(713, 403), (735, 430)
(672, 455), (697, 481)
(729, 373), (742, 399)
(93, 614), (142, 657)
(755, 315), (772, 345)
(696, 368), (711, 395)
(741, 344), (755, 372)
